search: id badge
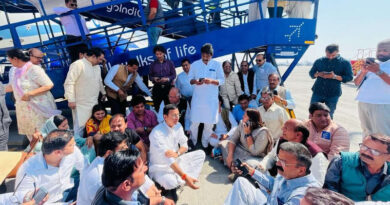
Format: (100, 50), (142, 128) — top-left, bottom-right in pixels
(321, 131), (331, 140)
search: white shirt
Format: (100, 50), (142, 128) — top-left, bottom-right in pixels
(77, 156), (104, 205)
(77, 156), (154, 205)
(157, 101), (191, 131)
(257, 103), (290, 141)
(356, 59), (390, 104)
(149, 122), (188, 176)
(188, 59), (225, 124)
(53, 7), (89, 36)
(258, 139), (329, 185)
(214, 110), (238, 136)
(104, 64), (151, 96)
(15, 147), (86, 204)
(175, 71), (193, 97)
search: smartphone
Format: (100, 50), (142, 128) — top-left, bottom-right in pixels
(366, 57), (376, 64)
(33, 187), (48, 204)
(198, 78), (204, 82)
(234, 159), (249, 176)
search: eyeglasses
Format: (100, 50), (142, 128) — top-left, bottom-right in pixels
(31, 55), (43, 59)
(170, 114), (181, 118)
(276, 156), (297, 167)
(359, 143), (388, 156)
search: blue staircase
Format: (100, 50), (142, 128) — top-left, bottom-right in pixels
(0, 0), (318, 109)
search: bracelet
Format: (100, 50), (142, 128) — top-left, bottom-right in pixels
(160, 196), (166, 205)
(181, 173), (187, 180)
(250, 169), (255, 176)
(177, 150), (181, 156)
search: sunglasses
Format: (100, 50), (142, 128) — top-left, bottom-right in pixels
(70, 3), (77, 7)
(256, 59), (263, 62)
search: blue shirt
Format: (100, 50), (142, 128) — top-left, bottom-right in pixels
(309, 56), (353, 97)
(252, 170), (320, 205)
(175, 71), (193, 97)
(232, 104), (256, 123)
(253, 62), (277, 92)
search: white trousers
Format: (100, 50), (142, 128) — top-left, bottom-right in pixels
(71, 109), (85, 137)
(152, 150), (206, 190)
(358, 102), (390, 136)
(190, 123), (214, 148)
(224, 177), (267, 205)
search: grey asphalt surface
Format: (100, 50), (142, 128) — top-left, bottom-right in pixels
(5, 66), (362, 205)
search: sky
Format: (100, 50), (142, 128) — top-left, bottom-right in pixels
(1, 0), (389, 62)
(301, 0), (390, 62)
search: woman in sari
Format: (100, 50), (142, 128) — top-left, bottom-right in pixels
(85, 104), (111, 153)
(5, 48), (60, 141)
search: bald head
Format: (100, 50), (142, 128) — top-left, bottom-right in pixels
(286, 119), (301, 128)
(282, 119), (309, 143)
(168, 87), (180, 105)
(377, 39), (390, 62)
(29, 48), (44, 65)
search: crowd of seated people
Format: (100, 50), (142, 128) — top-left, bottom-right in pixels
(0, 39), (389, 205)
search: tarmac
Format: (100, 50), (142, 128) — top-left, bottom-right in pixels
(5, 66), (363, 205)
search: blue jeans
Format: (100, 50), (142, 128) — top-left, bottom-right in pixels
(147, 26), (163, 47)
(310, 94), (340, 119)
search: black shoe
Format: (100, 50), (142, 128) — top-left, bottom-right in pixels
(162, 188), (178, 203)
(203, 145), (213, 156)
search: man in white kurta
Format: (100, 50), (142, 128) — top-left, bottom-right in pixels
(15, 130), (87, 204)
(149, 104), (205, 193)
(77, 132), (156, 205)
(64, 48), (106, 135)
(188, 43), (225, 148)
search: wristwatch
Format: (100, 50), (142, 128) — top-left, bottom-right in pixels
(332, 74), (337, 79)
(144, 126), (148, 132)
(245, 133), (252, 138)
(376, 69), (385, 76)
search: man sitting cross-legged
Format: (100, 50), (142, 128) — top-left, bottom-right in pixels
(15, 130), (87, 204)
(78, 132), (165, 205)
(110, 113), (147, 162)
(224, 142), (320, 205)
(92, 148), (175, 205)
(323, 134), (390, 202)
(149, 104), (206, 202)
(258, 119), (329, 185)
